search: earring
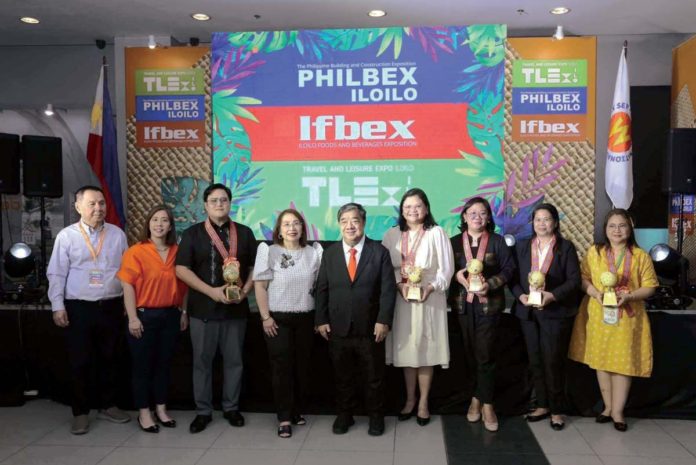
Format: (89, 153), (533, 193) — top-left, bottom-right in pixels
(278, 234), (283, 239)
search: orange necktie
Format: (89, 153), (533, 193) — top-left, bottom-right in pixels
(348, 248), (357, 282)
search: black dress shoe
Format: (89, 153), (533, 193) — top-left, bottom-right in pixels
(138, 416), (159, 433)
(223, 410), (245, 427)
(613, 421), (628, 432)
(596, 414), (612, 424)
(189, 414), (212, 434)
(416, 416), (430, 426)
(332, 414), (355, 434)
(154, 412), (177, 428)
(291, 415), (307, 426)
(368, 415), (385, 436)
(550, 420), (565, 431)
(526, 412), (551, 422)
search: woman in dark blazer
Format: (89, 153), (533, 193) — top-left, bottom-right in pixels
(510, 203), (580, 431)
(449, 196), (515, 433)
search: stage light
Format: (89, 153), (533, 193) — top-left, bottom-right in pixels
(368, 9), (387, 18)
(3, 243), (35, 279)
(650, 243), (689, 294)
(43, 104), (54, 116)
(191, 13), (210, 21)
(20, 17), (40, 24)
(148, 35), (156, 49)
(553, 25), (564, 40)
(504, 234), (517, 248)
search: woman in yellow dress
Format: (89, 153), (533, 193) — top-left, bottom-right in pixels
(568, 209), (657, 432)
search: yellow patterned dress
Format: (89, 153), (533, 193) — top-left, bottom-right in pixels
(568, 246), (658, 377)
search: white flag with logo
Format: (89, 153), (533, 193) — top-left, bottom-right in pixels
(605, 46), (633, 209)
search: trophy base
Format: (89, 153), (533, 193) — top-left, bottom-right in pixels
(226, 286), (242, 302)
(602, 291), (618, 307)
(407, 286), (422, 302)
(528, 291), (543, 307)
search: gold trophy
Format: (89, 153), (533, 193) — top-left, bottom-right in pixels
(600, 271), (618, 307)
(528, 271), (545, 307)
(405, 265), (423, 302)
(467, 259), (485, 293)
(223, 257), (242, 301)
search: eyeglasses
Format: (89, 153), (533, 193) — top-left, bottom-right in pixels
(466, 211), (488, 219)
(607, 223), (630, 230)
(281, 221), (302, 228)
(207, 197), (230, 205)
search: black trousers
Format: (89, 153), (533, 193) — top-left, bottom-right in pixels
(264, 311), (314, 422)
(64, 298), (124, 417)
(329, 333), (386, 416)
(126, 307), (181, 409)
(458, 303), (500, 404)
(519, 314), (574, 414)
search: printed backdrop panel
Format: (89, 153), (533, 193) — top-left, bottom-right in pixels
(212, 26), (507, 240)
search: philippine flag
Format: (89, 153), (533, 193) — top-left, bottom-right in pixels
(86, 64), (125, 227)
(605, 46), (633, 209)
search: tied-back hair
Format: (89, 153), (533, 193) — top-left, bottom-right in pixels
(397, 188), (438, 231)
(458, 196), (495, 233)
(140, 204), (177, 246)
(531, 203), (563, 250)
(595, 208), (637, 255)
(272, 209), (308, 248)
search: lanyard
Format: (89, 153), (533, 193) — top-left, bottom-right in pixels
(204, 218), (237, 261)
(400, 228), (426, 278)
(78, 222), (106, 264)
(531, 236), (555, 275)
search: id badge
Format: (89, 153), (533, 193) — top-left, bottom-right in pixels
(602, 306), (619, 325)
(88, 269), (105, 288)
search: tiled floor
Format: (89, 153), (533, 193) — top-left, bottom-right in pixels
(1, 400), (695, 465)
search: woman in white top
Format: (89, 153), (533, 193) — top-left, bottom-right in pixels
(253, 209), (323, 438)
(382, 188), (454, 426)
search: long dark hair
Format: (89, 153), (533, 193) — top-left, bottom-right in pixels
(397, 188), (438, 231)
(595, 208), (637, 254)
(531, 203), (562, 248)
(458, 196), (495, 233)
(272, 209), (308, 247)
(140, 204), (177, 246)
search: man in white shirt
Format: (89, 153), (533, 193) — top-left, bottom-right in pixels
(47, 185), (130, 434)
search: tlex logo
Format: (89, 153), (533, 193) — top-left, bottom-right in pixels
(142, 76), (198, 93)
(299, 115), (414, 141)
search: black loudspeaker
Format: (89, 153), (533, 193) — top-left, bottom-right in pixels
(663, 128), (696, 194)
(0, 133), (21, 195)
(22, 135), (63, 198)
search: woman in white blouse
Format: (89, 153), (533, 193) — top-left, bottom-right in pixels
(253, 209), (323, 438)
(382, 188), (455, 426)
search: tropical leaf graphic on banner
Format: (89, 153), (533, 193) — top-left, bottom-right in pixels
(227, 31), (298, 54)
(467, 92), (505, 157)
(454, 145), (567, 238)
(409, 26), (454, 61)
(219, 164), (266, 217)
(161, 177), (209, 239)
(463, 24), (506, 67)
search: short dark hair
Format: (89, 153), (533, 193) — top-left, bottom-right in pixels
(203, 183), (232, 203)
(272, 209), (308, 247)
(336, 202), (366, 223)
(531, 203), (562, 239)
(75, 185), (104, 201)
(459, 196), (495, 233)
(140, 204), (177, 246)
(397, 188), (438, 231)
(596, 208), (637, 254)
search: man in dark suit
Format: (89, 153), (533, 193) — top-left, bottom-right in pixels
(315, 202), (396, 436)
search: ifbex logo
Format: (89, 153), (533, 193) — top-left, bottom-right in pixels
(144, 126), (199, 140)
(299, 115), (415, 141)
(520, 119), (579, 135)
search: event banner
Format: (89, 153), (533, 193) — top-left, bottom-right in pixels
(212, 26), (506, 239)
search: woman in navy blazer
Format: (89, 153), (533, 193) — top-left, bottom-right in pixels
(510, 203), (580, 431)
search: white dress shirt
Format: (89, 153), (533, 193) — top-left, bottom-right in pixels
(342, 235), (366, 267)
(47, 220), (128, 311)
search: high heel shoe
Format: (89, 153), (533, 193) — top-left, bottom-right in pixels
(416, 415), (430, 426)
(466, 403), (481, 423)
(138, 416), (159, 433)
(154, 411), (176, 428)
(482, 409), (499, 432)
(398, 407), (416, 422)
(596, 414), (612, 424)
